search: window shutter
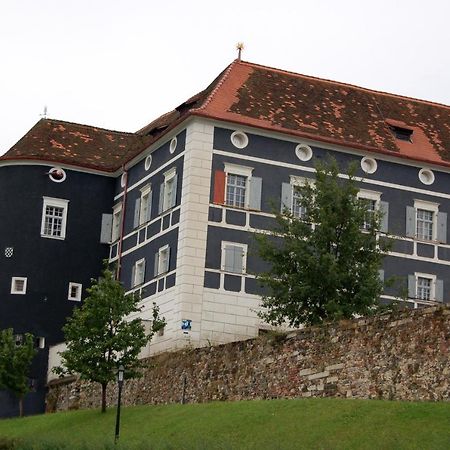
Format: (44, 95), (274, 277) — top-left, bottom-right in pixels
(213, 170), (226, 204)
(170, 174), (178, 208)
(100, 214), (112, 243)
(146, 191), (152, 222)
(131, 264), (136, 288)
(233, 246), (243, 273)
(158, 183), (165, 214)
(281, 183), (293, 213)
(164, 247), (171, 273)
(379, 201), (389, 233)
(141, 259), (146, 283)
(133, 198), (141, 228)
(408, 274), (416, 299)
(437, 212), (447, 243)
(405, 206), (415, 237)
(436, 279), (444, 302)
(224, 245), (234, 272)
(249, 177), (262, 210)
(378, 269), (385, 283)
(154, 252), (160, 276)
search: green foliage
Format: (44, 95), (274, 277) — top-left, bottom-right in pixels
(2, 399), (450, 449)
(256, 158), (390, 327)
(0, 329), (36, 403)
(54, 265), (165, 410)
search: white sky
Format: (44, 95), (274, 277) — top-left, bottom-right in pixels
(1, 0), (449, 156)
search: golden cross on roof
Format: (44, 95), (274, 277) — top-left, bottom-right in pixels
(236, 42), (244, 61)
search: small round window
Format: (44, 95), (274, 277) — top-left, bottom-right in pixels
(120, 172), (127, 188)
(295, 144), (313, 162)
(169, 137), (178, 154)
(361, 157), (377, 174)
(48, 167), (66, 183)
(419, 168), (435, 185)
(144, 155), (152, 171)
(231, 131), (249, 149)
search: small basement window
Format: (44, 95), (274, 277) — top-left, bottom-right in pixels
(11, 277), (27, 295)
(68, 282), (82, 301)
(389, 125), (413, 142)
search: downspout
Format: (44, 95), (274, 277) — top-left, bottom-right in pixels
(116, 166), (128, 280)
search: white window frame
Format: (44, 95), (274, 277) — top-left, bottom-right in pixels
(139, 184), (152, 226)
(163, 168), (177, 212)
(133, 258), (146, 287)
(357, 189), (382, 231)
(11, 277), (27, 295)
(221, 241), (248, 274)
(111, 203), (122, 242)
(290, 176), (313, 219)
(224, 163), (254, 209)
(41, 197), (69, 240)
(414, 272), (437, 301)
(68, 282), (82, 301)
(157, 245), (170, 276)
(414, 199), (439, 241)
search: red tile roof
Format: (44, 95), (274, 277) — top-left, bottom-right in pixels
(1, 119), (152, 172)
(3, 60), (450, 171)
(191, 60), (450, 168)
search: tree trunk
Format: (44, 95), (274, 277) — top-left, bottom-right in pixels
(19, 396), (24, 417)
(101, 383), (107, 413)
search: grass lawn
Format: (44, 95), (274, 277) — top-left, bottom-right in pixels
(1, 398), (450, 449)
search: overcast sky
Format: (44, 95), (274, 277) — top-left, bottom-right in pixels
(1, 0), (449, 156)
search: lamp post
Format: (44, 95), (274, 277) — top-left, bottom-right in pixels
(114, 365), (124, 444)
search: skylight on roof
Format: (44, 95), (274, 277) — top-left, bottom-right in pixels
(389, 125), (413, 142)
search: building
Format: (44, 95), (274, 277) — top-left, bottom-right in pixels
(1, 59), (450, 416)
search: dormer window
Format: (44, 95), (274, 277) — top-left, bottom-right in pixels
(389, 125), (413, 142)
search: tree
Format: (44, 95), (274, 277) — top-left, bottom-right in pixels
(54, 265), (165, 413)
(0, 329), (37, 417)
(255, 158), (389, 328)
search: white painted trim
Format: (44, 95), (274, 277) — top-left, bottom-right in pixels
(414, 272), (437, 301)
(414, 199), (439, 212)
(133, 258), (146, 287)
(111, 202), (123, 243)
(213, 149), (450, 201)
(220, 241), (248, 274)
(223, 162), (253, 177)
(114, 151), (185, 200)
(40, 197), (69, 240)
(68, 282), (82, 301)
(11, 277), (27, 295)
(357, 189), (382, 202)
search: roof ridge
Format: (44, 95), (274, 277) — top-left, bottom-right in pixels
(43, 118), (140, 136)
(237, 60), (450, 110)
(192, 60), (237, 112)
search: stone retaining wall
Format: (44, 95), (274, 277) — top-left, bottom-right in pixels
(46, 305), (450, 412)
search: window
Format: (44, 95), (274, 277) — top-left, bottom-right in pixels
(409, 273), (443, 302)
(292, 185), (307, 219)
(221, 242), (247, 274)
(35, 337), (45, 349)
(111, 203), (122, 242)
(154, 245), (170, 276)
(224, 163), (254, 209)
(416, 208), (434, 240)
(68, 282), (82, 301)
(137, 184), (152, 226)
(133, 258), (146, 287)
(159, 168), (178, 213)
(11, 277), (27, 295)
(389, 125), (413, 142)
(357, 190), (381, 231)
(41, 197), (69, 239)
(407, 200), (440, 241)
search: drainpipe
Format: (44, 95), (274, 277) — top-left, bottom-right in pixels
(116, 167), (128, 280)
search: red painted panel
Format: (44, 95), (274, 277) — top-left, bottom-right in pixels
(213, 170), (226, 204)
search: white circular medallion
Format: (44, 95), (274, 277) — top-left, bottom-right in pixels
(361, 157), (377, 174)
(230, 131), (249, 149)
(418, 168), (435, 185)
(144, 155), (152, 171)
(295, 144), (313, 162)
(48, 167), (66, 183)
(169, 137), (178, 154)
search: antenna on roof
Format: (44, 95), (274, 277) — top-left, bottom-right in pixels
(236, 42), (244, 61)
(40, 106), (48, 119)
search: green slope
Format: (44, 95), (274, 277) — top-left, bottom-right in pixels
(1, 398), (450, 449)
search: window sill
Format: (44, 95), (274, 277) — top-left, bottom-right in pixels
(41, 234), (66, 241)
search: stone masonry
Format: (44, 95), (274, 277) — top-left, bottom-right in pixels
(46, 305), (450, 412)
